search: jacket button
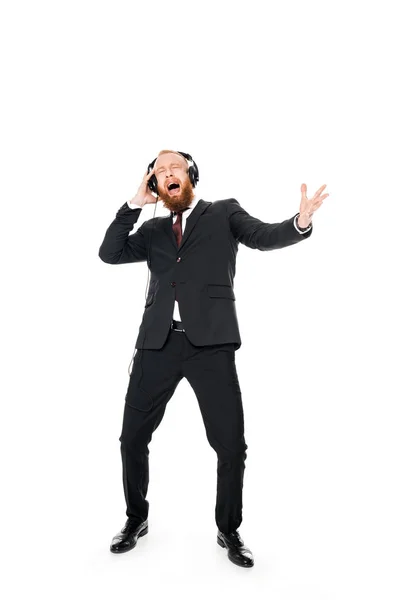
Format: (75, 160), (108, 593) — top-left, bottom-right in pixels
(176, 257), (181, 262)
(171, 282), (176, 287)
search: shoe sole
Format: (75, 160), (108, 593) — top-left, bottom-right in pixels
(217, 535), (254, 568)
(110, 525), (148, 554)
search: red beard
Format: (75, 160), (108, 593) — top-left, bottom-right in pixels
(157, 175), (195, 213)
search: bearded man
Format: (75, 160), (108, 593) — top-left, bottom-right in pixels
(99, 149), (329, 567)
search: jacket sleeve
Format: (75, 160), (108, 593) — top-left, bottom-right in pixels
(98, 202), (148, 264)
(226, 198), (312, 251)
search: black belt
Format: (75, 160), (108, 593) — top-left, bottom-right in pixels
(171, 319), (185, 332)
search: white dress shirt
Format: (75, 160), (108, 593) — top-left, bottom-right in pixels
(126, 194), (311, 321)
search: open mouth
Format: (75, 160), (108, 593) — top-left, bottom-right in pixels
(167, 181), (181, 195)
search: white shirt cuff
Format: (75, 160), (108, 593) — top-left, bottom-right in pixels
(126, 201), (143, 210)
(293, 213), (312, 234)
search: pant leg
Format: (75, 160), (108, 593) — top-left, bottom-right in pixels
(119, 329), (184, 522)
(182, 339), (248, 534)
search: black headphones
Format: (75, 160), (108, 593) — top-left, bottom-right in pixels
(146, 150), (199, 194)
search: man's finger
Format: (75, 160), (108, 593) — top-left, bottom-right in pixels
(314, 184), (327, 197)
(311, 200), (324, 212)
(312, 193), (329, 206)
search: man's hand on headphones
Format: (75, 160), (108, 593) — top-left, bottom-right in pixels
(297, 183), (329, 228)
(129, 168), (158, 207)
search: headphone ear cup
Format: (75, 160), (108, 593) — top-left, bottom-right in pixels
(178, 151), (198, 188)
(188, 166), (195, 187)
(148, 174), (158, 193)
(147, 158), (157, 193)
(190, 161), (199, 187)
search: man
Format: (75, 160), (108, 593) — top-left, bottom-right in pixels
(98, 149), (329, 568)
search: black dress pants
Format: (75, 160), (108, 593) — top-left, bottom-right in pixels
(119, 325), (248, 535)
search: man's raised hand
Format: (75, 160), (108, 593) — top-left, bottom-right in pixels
(129, 168), (158, 207)
(298, 183), (329, 228)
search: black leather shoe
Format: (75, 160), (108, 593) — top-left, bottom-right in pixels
(110, 518), (148, 554)
(217, 529), (254, 567)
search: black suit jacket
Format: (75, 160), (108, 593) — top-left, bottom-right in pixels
(99, 198), (312, 350)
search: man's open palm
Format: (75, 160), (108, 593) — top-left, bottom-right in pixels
(299, 183), (329, 222)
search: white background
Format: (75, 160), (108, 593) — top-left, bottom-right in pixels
(1, 0), (399, 598)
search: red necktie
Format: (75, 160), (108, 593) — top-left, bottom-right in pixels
(172, 209), (188, 247)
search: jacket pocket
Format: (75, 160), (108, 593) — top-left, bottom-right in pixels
(207, 284), (235, 300)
